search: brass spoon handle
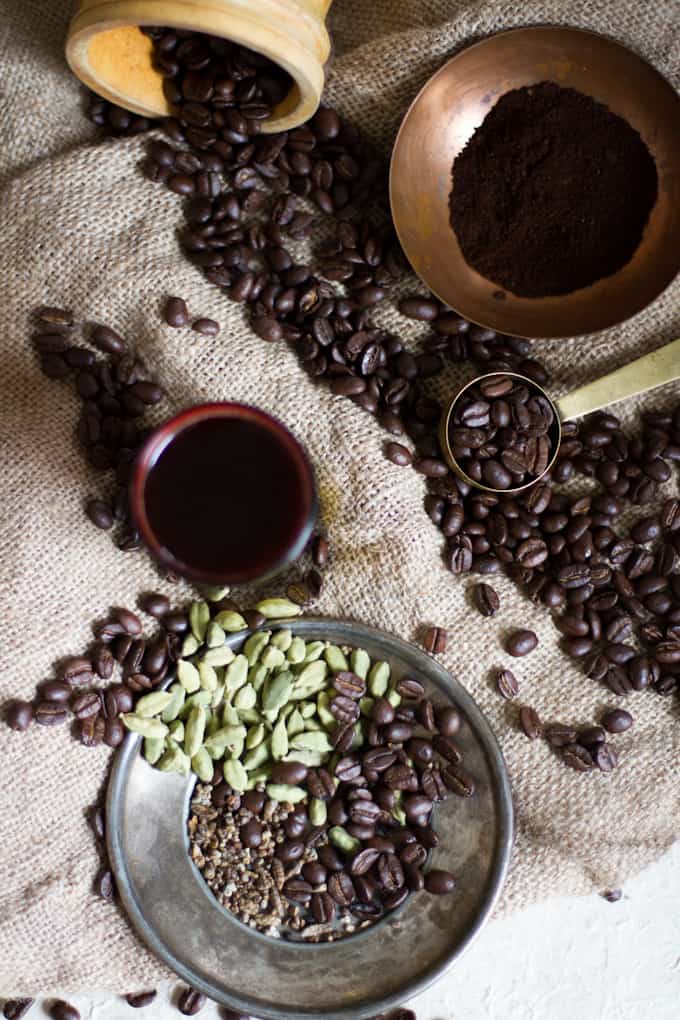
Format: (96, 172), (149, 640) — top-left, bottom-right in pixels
(556, 337), (680, 421)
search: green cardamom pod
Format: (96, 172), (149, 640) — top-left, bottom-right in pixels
(237, 707), (262, 725)
(316, 691), (335, 728)
(386, 688), (402, 708)
(242, 741), (270, 772)
(290, 730), (333, 752)
(296, 660), (328, 686)
(179, 690), (212, 720)
(184, 705), (207, 757)
(271, 716), (289, 760)
(349, 721), (364, 751)
(181, 634), (200, 658)
(309, 797), (328, 826)
(265, 783), (307, 803)
(302, 640), (327, 663)
(201, 646), (235, 668)
(255, 598), (303, 620)
(156, 744), (190, 775)
(224, 654), (249, 695)
(350, 648), (371, 680)
(359, 696), (375, 718)
(248, 664), (269, 693)
(260, 645), (285, 670)
(190, 600), (210, 643)
(205, 621), (226, 649)
(161, 683), (186, 723)
(168, 720), (185, 742)
(246, 723), (266, 749)
(329, 826), (361, 854)
(177, 659), (201, 694)
(222, 703), (240, 725)
(368, 660), (390, 697)
(211, 683), (225, 709)
(262, 671), (293, 713)
(286, 708), (305, 737)
(270, 628), (293, 652)
(214, 610), (247, 633)
(198, 662), (219, 692)
(324, 644), (349, 672)
(244, 630), (271, 666)
(121, 714), (168, 739)
(286, 636), (306, 663)
(201, 584), (230, 602)
(192, 747), (214, 782)
(223, 758), (249, 792)
(143, 736), (165, 764)
(282, 749), (324, 767)
(302, 716), (323, 732)
(234, 683), (257, 710)
(134, 690), (173, 718)
(300, 700), (317, 719)
(206, 713), (220, 737)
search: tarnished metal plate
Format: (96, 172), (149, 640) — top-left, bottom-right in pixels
(108, 618), (513, 1019)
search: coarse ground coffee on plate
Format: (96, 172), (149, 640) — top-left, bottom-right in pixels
(449, 81), (658, 297)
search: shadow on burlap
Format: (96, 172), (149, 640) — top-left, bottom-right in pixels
(0, 0), (679, 997)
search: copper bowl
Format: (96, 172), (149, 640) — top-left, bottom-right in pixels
(389, 27), (680, 339)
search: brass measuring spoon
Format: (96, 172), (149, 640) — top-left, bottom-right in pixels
(439, 336), (680, 495)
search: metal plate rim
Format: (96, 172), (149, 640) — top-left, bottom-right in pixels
(107, 617), (514, 1019)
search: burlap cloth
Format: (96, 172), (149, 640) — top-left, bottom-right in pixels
(1, 0), (679, 998)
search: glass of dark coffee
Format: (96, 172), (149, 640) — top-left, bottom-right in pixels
(130, 403), (317, 584)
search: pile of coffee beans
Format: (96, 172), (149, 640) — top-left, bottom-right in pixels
(31, 306), (165, 552)
(447, 373), (557, 490)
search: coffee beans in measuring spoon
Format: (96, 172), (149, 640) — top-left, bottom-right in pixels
(448, 374), (558, 490)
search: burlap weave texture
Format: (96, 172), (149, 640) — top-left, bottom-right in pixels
(1, 0), (679, 996)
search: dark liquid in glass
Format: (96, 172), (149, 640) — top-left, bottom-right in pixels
(144, 417), (310, 579)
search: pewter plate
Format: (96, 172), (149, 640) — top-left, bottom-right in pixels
(107, 618), (513, 1019)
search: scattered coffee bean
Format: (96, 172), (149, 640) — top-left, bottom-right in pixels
(192, 317), (221, 336)
(601, 708), (633, 733)
(48, 1003), (80, 1020)
(506, 629), (538, 657)
(5, 700), (33, 731)
(177, 987), (206, 1016)
(422, 626), (447, 654)
(496, 669), (519, 700)
(519, 705), (542, 740)
(424, 869), (456, 895)
(86, 499), (114, 530)
(2, 1001), (33, 1020)
(472, 582), (500, 617)
(164, 296), (190, 327)
(125, 991), (157, 1008)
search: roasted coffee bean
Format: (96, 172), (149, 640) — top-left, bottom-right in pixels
(311, 890), (336, 923)
(442, 763), (475, 796)
(562, 743), (595, 772)
(406, 737), (434, 766)
(35, 701), (69, 726)
(177, 987), (206, 1016)
(328, 870), (355, 905)
(164, 296), (190, 327)
(435, 705), (461, 736)
(49, 1002), (80, 1020)
(497, 668), (519, 700)
(594, 742), (618, 772)
(334, 671), (366, 699)
(424, 869), (456, 895)
(276, 838), (306, 863)
(335, 756), (363, 782)
(239, 817), (263, 849)
(284, 805), (308, 839)
(330, 694), (360, 724)
(318, 844), (344, 872)
(432, 734), (462, 764)
(97, 867), (115, 900)
(472, 582), (500, 616)
(272, 761), (308, 785)
(41, 680), (73, 703)
(6, 700), (34, 731)
(104, 717), (125, 747)
(544, 723), (578, 748)
(396, 676), (425, 700)
(418, 699), (437, 732)
(420, 767), (447, 802)
(71, 691), (102, 719)
(519, 705), (542, 739)
(2, 1000), (34, 1019)
(377, 853), (404, 892)
(139, 592), (171, 617)
(306, 767), (335, 800)
(125, 991), (157, 1008)
(61, 657), (95, 686)
(192, 317), (221, 336)
(601, 708), (633, 733)
(506, 629), (538, 656)
(372, 697), (395, 726)
(85, 498), (114, 530)
(403, 793), (433, 823)
(384, 720), (413, 743)
(242, 789), (265, 816)
(422, 626), (447, 653)
(385, 441), (412, 466)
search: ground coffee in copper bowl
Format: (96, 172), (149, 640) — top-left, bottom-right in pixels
(449, 81), (658, 297)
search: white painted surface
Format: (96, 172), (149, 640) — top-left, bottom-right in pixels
(31, 843), (680, 1019)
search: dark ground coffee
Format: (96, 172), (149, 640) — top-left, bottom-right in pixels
(449, 81), (658, 298)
